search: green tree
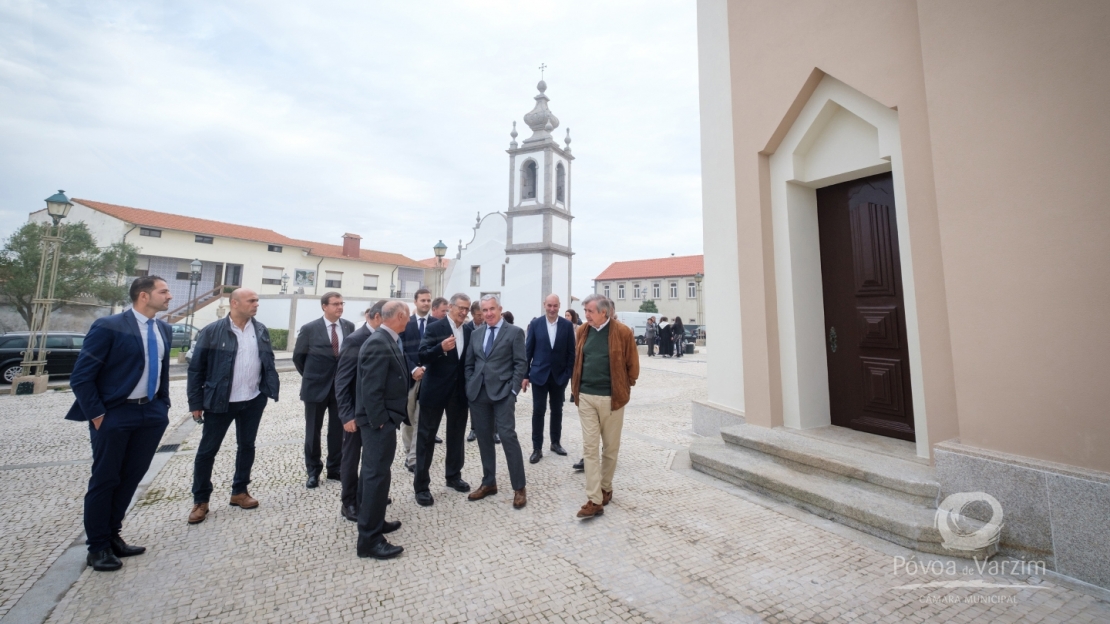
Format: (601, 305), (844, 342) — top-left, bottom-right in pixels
(0, 222), (139, 328)
(638, 299), (659, 313)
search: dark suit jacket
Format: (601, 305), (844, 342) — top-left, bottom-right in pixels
(464, 321), (527, 403)
(417, 317), (473, 411)
(525, 315), (575, 386)
(401, 313), (434, 380)
(354, 329), (409, 429)
(293, 316), (355, 403)
(66, 310), (172, 422)
(186, 316), (279, 413)
(334, 324), (373, 424)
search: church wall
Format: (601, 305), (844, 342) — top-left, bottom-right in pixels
(443, 213), (508, 307)
(551, 215), (569, 247)
(551, 254), (570, 310)
(502, 254), (543, 321)
(512, 215), (544, 245)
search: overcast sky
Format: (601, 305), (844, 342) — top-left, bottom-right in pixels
(0, 1), (703, 298)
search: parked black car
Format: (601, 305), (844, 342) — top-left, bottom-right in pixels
(0, 332), (86, 384)
(170, 323), (199, 349)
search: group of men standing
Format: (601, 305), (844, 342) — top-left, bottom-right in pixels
(64, 274), (638, 571)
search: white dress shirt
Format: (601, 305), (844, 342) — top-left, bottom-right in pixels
(546, 316), (559, 348)
(128, 308), (165, 400)
(228, 318), (262, 402)
(448, 316), (465, 356)
(324, 317), (346, 348)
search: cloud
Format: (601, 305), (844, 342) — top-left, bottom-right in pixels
(0, 0), (702, 298)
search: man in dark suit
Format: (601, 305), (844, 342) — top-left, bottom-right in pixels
(293, 292), (355, 488)
(522, 294), (576, 464)
(400, 288), (433, 471)
(413, 294), (473, 506)
(66, 276), (173, 572)
(354, 301), (410, 560)
(334, 301), (385, 521)
(464, 295), (529, 509)
(464, 299), (483, 443)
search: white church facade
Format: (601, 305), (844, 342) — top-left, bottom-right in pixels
(442, 80), (575, 319)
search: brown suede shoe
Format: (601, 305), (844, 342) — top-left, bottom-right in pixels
(229, 492), (259, 509)
(577, 500), (604, 518)
(467, 484), (498, 501)
(513, 487), (526, 509)
(188, 503), (209, 524)
(602, 489), (612, 506)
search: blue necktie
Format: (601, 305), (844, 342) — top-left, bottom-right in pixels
(146, 319), (158, 400)
(484, 326), (497, 357)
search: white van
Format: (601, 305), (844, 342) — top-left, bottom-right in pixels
(615, 311), (657, 345)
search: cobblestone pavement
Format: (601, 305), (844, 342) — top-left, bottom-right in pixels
(2, 352), (1108, 622)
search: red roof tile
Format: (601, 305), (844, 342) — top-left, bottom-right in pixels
(595, 255), (704, 281)
(417, 257), (452, 269)
(72, 199), (423, 268)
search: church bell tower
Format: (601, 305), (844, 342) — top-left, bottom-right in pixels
(503, 79), (574, 316)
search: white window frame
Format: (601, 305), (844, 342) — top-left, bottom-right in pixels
(670, 282), (678, 299)
(262, 266), (283, 286)
(325, 271), (343, 289)
(688, 281), (697, 298)
(470, 266), (481, 287)
(603, 284), (610, 298)
(363, 274), (379, 291)
(617, 284), (625, 300)
(652, 283), (660, 299)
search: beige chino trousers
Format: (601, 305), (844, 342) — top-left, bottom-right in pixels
(578, 393), (625, 505)
(401, 379), (421, 467)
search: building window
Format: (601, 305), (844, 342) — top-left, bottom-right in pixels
(175, 260), (197, 281)
(267, 245), (282, 253)
(633, 283), (641, 299)
(224, 264), (242, 287)
(603, 284), (610, 298)
(670, 282), (678, 298)
(325, 271), (343, 289)
(521, 160), (537, 200)
(140, 228), (161, 238)
(501, 264), (506, 287)
(470, 266), (481, 287)
(262, 266), (283, 285)
(652, 283), (660, 298)
(133, 257), (150, 278)
(688, 281), (697, 298)
(556, 163), (566, 202)
(617, 284), (625, 299)
(195, 235), (214, 244)
(363, 274), (378, 291)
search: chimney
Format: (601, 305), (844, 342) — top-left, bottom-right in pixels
(342, 233), (362, 258)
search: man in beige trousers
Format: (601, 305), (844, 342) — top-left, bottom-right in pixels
(569, 293), (639, 519)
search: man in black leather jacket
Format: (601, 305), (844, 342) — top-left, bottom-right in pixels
(185, 288), (280, 525)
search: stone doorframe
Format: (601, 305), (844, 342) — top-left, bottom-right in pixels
(768, 74), (930, 459)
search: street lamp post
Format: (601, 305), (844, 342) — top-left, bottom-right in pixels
(433, 239), (448, 298)
(186, 259), (202, 347)
(13, 190), (73, 395)
(693, 271), (704, 326)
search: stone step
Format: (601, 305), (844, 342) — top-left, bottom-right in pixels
(719, 423), (939, 502)
(689, 438), (996, 559)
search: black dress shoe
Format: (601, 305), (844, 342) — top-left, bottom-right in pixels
(446, 478), (471, 492)
(326, 473), (341, 481)
(405, 463), (415, 473)
(357, 539), (404, 560)
(435, 435), (443, 444)
(494, 433), (501, 444)
(306, 475), (319, 489)
(573, 459), (584, 472)
(415, 491), (434, 507)
(341, 504), (358, 522)
(550, 443), (568, 456)
(467, 430), (477, 442)
(529, 450), (542, 464)
(382, 520), (401, 534)
(87, 549), (122, 572)
(109, 535), (146, 557)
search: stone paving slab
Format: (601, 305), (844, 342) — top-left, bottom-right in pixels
(1, 357), (1108, 622)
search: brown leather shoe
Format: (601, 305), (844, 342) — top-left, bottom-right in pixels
(577, 500), (604, 518)
(602, 489), (612, 506)
(467, 484), (498, 501)
(513, 487), (526, 509)
(188, 502), (209, 524)
(229, 492), (259, 509)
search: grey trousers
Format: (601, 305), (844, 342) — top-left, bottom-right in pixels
(469, 387), (526, 491)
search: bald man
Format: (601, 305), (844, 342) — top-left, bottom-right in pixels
(522, 294), (575, 463)
(186, 289), (281, 525)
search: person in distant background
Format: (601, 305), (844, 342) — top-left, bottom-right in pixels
(657, 317), (673, 358)
(564, 310), (582, 328)
(502, 311), (515, 325)
(645, 317), (657, 357)
(430, 297), (449, 321)
(673, 317), (685, 358)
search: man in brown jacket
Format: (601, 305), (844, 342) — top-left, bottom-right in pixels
(570, 293), (639, 519)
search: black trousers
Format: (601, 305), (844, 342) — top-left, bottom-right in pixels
(357, 421), (398, 546)
(647, 337), (656, 356)
(530, 377), (566, 451)
(304, 388), (343, 476)
(84, 400), (168, 553)
(413, 392), (468, 493)
(192, 393), (267, 503)
(470, 387), (526, 491)
(340, 428), (363, 508)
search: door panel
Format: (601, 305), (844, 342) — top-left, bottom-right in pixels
(817, 173), (915, 441)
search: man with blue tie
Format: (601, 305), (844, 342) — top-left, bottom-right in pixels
(522, 294), (576, 464)
(66, 276), (174, 572)
(400, 288), (433, 472)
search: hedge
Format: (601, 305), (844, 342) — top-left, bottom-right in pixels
(269, 328), (289, 351)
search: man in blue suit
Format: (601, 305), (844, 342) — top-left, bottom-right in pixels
(522, 294), (576, 464)
(66, 276), (174, 572)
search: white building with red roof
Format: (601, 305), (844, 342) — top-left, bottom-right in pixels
(594, 254), (704, 323)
